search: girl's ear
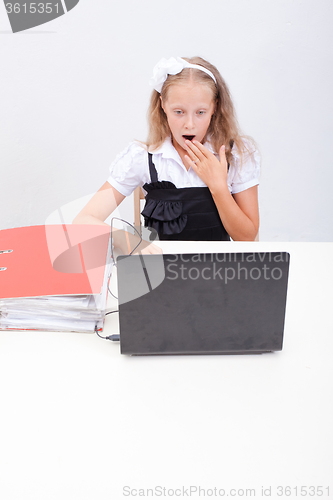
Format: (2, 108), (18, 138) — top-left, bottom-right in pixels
(160, 95), (165, 113)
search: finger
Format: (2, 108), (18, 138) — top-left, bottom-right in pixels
(184, 154), (198, 170)
(219, 145), (228, 167)
(147, 243), (163, 254)
(191, 140), (212, 160)
(184, 145), (198, 164)
(139, 244), (163, 255)
(184, 140), (206, 162)
(219, 145), (226, 159)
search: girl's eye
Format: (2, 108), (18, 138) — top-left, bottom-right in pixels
(197, 110), (206, 115)
(174, 110), (183, 115)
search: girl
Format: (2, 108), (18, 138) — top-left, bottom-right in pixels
(74, 57), (260, 247)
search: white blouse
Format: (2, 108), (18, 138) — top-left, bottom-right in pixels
(107, 136), (260, 197)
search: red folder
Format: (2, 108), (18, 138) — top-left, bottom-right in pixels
(0, 225), (111, 300)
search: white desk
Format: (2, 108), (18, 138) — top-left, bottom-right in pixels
(0, 242), (332, 500)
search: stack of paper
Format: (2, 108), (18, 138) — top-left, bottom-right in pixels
(0, 224), (112, 332)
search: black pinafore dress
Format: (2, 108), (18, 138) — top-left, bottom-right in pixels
(141, 153), (230, 241)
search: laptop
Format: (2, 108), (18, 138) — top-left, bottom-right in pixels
(116, 252), (290, 355)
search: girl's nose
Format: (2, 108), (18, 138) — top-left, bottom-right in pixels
(185, 115), (195, 129)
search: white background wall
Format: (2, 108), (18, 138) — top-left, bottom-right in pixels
(1, 0), (332, 240)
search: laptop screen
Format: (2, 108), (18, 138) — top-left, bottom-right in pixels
(117, 252), (290, 355)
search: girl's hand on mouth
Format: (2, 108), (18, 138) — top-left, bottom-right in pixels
(184, 140), (228, 194)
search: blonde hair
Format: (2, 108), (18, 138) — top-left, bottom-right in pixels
(146, 56), (253, 164)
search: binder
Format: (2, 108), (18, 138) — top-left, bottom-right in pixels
(0, 224), (112, 332)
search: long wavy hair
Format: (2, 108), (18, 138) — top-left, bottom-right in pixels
(146, 56), (253, 165)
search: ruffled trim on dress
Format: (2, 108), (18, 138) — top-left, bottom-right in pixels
(141, 181), (188, 235)
(143, 180), (177, 191)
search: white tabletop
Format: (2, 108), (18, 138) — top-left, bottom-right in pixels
(0, 242), (332, 500)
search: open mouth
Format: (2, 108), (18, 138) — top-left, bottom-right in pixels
(183, 135), (195, 141)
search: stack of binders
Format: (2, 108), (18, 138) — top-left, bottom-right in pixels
(0, 224), (112, 333)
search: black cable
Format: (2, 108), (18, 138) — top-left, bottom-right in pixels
(95, 216), (142, 342)
(109, 217), (143, 301)
(94, 311), (120, 341)
(102, 217), (145, 341)
(107, 262), (118, 300)
(110, 216), (143, 262)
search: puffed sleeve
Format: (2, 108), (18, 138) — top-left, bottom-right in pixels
(107, 142), (148, 197)
(227, 139), (261, 194)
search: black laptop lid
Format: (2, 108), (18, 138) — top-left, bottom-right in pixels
(117, 252), (290, 355)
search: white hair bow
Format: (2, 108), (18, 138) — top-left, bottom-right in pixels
(149, 57), (217, 93)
